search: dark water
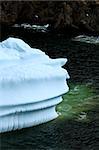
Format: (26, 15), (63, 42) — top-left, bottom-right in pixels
(0, 28), (99, 150)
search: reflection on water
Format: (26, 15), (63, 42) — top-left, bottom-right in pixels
(0, 31), (99, 150)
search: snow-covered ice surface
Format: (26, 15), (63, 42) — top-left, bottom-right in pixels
(0, 37), (69, 133)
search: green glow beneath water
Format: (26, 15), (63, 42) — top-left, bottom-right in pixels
(57, 83), (99, 122)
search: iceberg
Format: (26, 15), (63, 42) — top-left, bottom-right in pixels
(12, 23), (49, 32)
(72, 35), (99, 44)
(0, 37), (69, 133)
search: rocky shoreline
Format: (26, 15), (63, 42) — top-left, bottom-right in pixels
(0, 1), (99, 35)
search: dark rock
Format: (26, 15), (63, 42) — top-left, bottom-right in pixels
(0, 1), (99, 34)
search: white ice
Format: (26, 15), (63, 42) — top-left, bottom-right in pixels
(0, 37), (69, 132)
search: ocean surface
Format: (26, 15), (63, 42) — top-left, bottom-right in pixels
(0, 29), (99, 150)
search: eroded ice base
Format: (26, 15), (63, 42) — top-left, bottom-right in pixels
(0, 97), (62, 133)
